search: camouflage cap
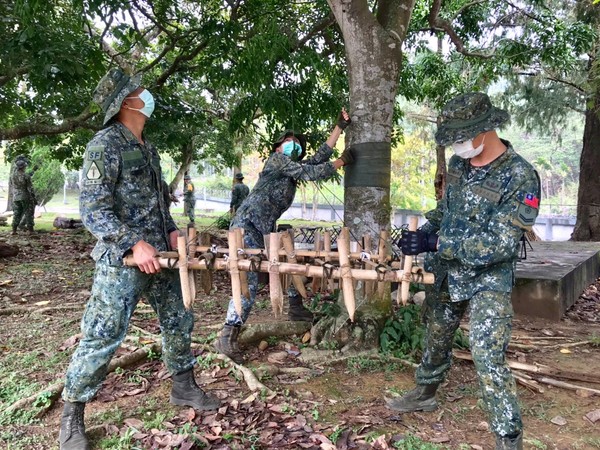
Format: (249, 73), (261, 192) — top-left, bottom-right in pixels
(235, 172), (244, 180)
(434, 92), (509, 146)
(93, 68), (142, 125)
(272, 130), (307, 160)
(15, 159), (27, 169)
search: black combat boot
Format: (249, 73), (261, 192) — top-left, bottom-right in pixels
(288, 295), (313, 322)
(384, 384), (439, 412)
(496, 432), (523, 450)
(213, 324), (244, 364)
(170, 368), (220, 411)
(59, 401), (89, 450)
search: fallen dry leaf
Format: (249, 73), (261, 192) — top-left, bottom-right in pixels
(585, 409), (600, 423)
(550, 415), (567, 426)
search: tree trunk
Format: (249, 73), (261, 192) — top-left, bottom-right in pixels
(315, 0), (413, 351)
(572, 71), (600, 240)
(170, 142), (194, 193)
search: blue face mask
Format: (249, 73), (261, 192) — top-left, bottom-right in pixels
(281, 140), (302, 160)
(127, 89), (155, 118)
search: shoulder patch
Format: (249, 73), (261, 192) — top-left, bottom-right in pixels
(513, 202), (537, 230)
(83, 145), (106, 186)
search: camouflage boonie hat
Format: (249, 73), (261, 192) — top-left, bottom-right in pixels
(272, 130), (307, 160)
(15, 159), (27, 169)
(235, 173), (244, 180)
(435, 92), (509, 146)
(93, 68), (142, 125)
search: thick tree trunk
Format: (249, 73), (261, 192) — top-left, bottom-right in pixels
(170, 142), (194, 193)
(311, 1), (412, 352)
(572, 84), (600, 241)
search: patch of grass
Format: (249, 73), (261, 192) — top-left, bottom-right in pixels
(589, 334), (600, 347)
(392, 433), (449, 449)
(524, 438), (548, 449)
(97, 426), (136, 449)
(521, 400), (556, 421)
(582, 437), (600, 449)
(92, 406), (125, 426)
(0, 429), (47, 449)
(346, 356), (380, 374)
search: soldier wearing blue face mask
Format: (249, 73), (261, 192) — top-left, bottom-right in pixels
(59, 68), (220, 450)
(214, 109), (354, 364)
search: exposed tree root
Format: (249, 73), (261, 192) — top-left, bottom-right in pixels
(0, 304), (82, 316)
(238, 321), (311, 344)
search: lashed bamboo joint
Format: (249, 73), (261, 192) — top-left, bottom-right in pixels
(123, 226), (434, 316)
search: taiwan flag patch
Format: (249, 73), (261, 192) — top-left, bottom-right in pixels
(524, 193), (539, 208)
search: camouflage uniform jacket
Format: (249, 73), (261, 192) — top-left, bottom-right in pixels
(183, 181), (195, 202)
(80, 122), (177, 266)
(231, 143), (336, 236)
(11, 169), (34, 202)
(230, 182), (250, 211)
(422, 141), (540, 301)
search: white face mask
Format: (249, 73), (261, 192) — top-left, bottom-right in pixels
(125, 89), (155, 118)
(452, 135), (485, 159)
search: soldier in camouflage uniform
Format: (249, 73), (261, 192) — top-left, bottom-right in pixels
(183, 173), (195, 223)
(229, 172), (250, 215)
(10, 158), (35, 234)
(214, 109), (355, 364)
(388, 93), (540, 450)
(59, 68), (219, 450)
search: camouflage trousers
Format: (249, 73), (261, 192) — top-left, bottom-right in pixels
(416, 286), (522, 437)
(184, 198), (195, 222)
(63, 258), (196, 403)
(12, 199), (34, 231)
(224, 224), (299, 325)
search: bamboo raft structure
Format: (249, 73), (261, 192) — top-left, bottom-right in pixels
(123, 220), (434, 322)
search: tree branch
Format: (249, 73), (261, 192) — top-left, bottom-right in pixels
(0, 107), (99, 141)
(428, 0), (494, 59)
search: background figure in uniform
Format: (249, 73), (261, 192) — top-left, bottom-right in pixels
(229, 172), (249, 216)
(214, 109), (354, 364)
(389, 93), (540, 450)
(10, 158), (36, 234)
(183, 173), (195, 223)
(59, 68), (219, 450)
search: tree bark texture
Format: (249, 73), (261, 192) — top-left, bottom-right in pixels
(327, 0), (413, 312)
(573, 70), (600, 241)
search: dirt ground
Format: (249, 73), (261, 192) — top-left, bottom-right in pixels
(0, 227), (599, 450)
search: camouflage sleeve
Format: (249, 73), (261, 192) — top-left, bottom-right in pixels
(80, 142), (143, 256)
(438, 168), (540, 268)
(419, 200), (446, 234)
(302, 143), (334, 165)
(269, 152), (337, 181)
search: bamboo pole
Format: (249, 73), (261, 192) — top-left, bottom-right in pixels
(197, 232), (213, 294)
(228, 229), (243, 317)
(377, 230), (389, 297)
(235, 228), (251, 299)
(280, 231), (308, 298)
(124, 255), (435, 284)
(400, 216), (419, 305)
(187, 225), (197, 300)
(337, 236), (356, 322)
(323, 230), (334, 292)
(311, 230), (322, 294)
(177, 234), (193, 309)
(268, 232), (283, 317)
(188, 246), (394, 262)
(363, 233), (374, 296)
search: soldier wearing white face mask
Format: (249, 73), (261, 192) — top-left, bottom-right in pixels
(59, 68), (219, 450)
(391, 93), (541, 450)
